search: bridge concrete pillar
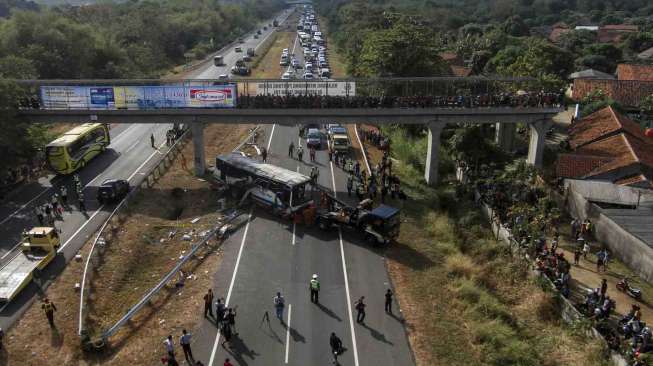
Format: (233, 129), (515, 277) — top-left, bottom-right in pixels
(424, 123), (444, 185)
(495, 123), (515, 151)
(192, 122), (206, 176)
(527, 120), (547, 168)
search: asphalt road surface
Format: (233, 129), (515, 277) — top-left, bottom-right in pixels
(189, 7), (415, 366)
(191, 123), (414, 366)
(191, 9), (294, 80)
(0, 9), (291, 331)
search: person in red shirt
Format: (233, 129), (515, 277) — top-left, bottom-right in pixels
(224, 358), (233, 366)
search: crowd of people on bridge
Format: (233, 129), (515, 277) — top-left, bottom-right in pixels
(237, 91), (565, 109)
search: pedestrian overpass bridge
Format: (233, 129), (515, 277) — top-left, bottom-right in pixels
(13, 77), (565, 184)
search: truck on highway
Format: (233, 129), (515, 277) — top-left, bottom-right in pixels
(316, 200), (400, 245)
(0, 227), (60, 303)
(247, 48), (255, 57)
(231, 59), (251, 76)
(214, 55), (225, 66)
(273, 19), (279, 27)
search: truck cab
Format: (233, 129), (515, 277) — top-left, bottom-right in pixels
(330, 133), (351, 153)
(0, 227), (60, 303)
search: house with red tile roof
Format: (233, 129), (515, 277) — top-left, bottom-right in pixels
(616, 64), (653, 82)
(572, 64), (653, 107)
(556, 106), (653, 189)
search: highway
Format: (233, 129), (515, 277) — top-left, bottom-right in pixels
(189, 6), (415, 366)
(0, 9), (292, 331)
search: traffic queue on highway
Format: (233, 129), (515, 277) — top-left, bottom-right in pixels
(281, 5), (332, 80)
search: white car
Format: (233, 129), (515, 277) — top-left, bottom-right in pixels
(291, 59), (300, 68)
(303, 72), (314, 79)
(218, 74), (228, 80)
(282, 71), (293, 80)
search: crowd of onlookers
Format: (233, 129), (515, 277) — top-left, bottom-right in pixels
(237, 92), (565, 109)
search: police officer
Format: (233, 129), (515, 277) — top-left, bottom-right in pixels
(310, 274), (320, 303)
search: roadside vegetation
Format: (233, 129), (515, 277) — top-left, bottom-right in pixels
(358, 130), (609, 366)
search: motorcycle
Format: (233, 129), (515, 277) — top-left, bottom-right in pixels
(617, 278), (643, 300)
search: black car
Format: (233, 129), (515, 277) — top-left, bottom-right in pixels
(97, 179), (130, 204)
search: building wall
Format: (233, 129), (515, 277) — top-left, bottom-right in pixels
(566, 187), (653, 281)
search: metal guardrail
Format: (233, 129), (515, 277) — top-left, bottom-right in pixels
(102, 209), (242, 340)
(77, 127), (191, 340)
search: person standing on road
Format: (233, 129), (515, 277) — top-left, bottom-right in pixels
(179, 329), (194, 363)
(42, 298), (57, 328)
(261, 147), (268, 163)
(151, 133), (156, 148)
(288, 142), (294, 158)
(60, 186), (68, 207)
(330, 332), (342, 364)
(164, 334), (175, 359)
(346, 175), (353, 197)
(385, 289), (393, 314)
(204, 289), (214, 318)
(355, 296), (366, 323)
(78, 191), (86, 212)
(225, 308), (237, 335)
(274, 292), (285, 321)
(310, 274), (320, 304)
(309, 146), (316, 162)
(297, 146), (304, 161)
(35, 205), (44, 226)
(216, 298), (225, 326)
(51, 194), (60, 217)
(223, 358), (233, 366)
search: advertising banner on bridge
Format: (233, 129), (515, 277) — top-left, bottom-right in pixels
(40, 86), (90, 109)
(187, 85), (236, 108)
(40, 84), (237, 109)
(254, 81), (356, 96)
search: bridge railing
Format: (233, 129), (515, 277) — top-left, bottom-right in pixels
(12, 77), (564, 111)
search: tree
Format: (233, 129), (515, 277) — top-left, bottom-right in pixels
(356, 18), (448, 77)
(0, 80), (49, 171)
(557, 30), (597, 55)
(0, 55), (37, 78)
(580, 89), (623, 116)
(502, 15), (530, 37)
(491, 38), (573, 81)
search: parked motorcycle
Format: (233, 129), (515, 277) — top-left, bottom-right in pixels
(617, 278), (643, 300)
